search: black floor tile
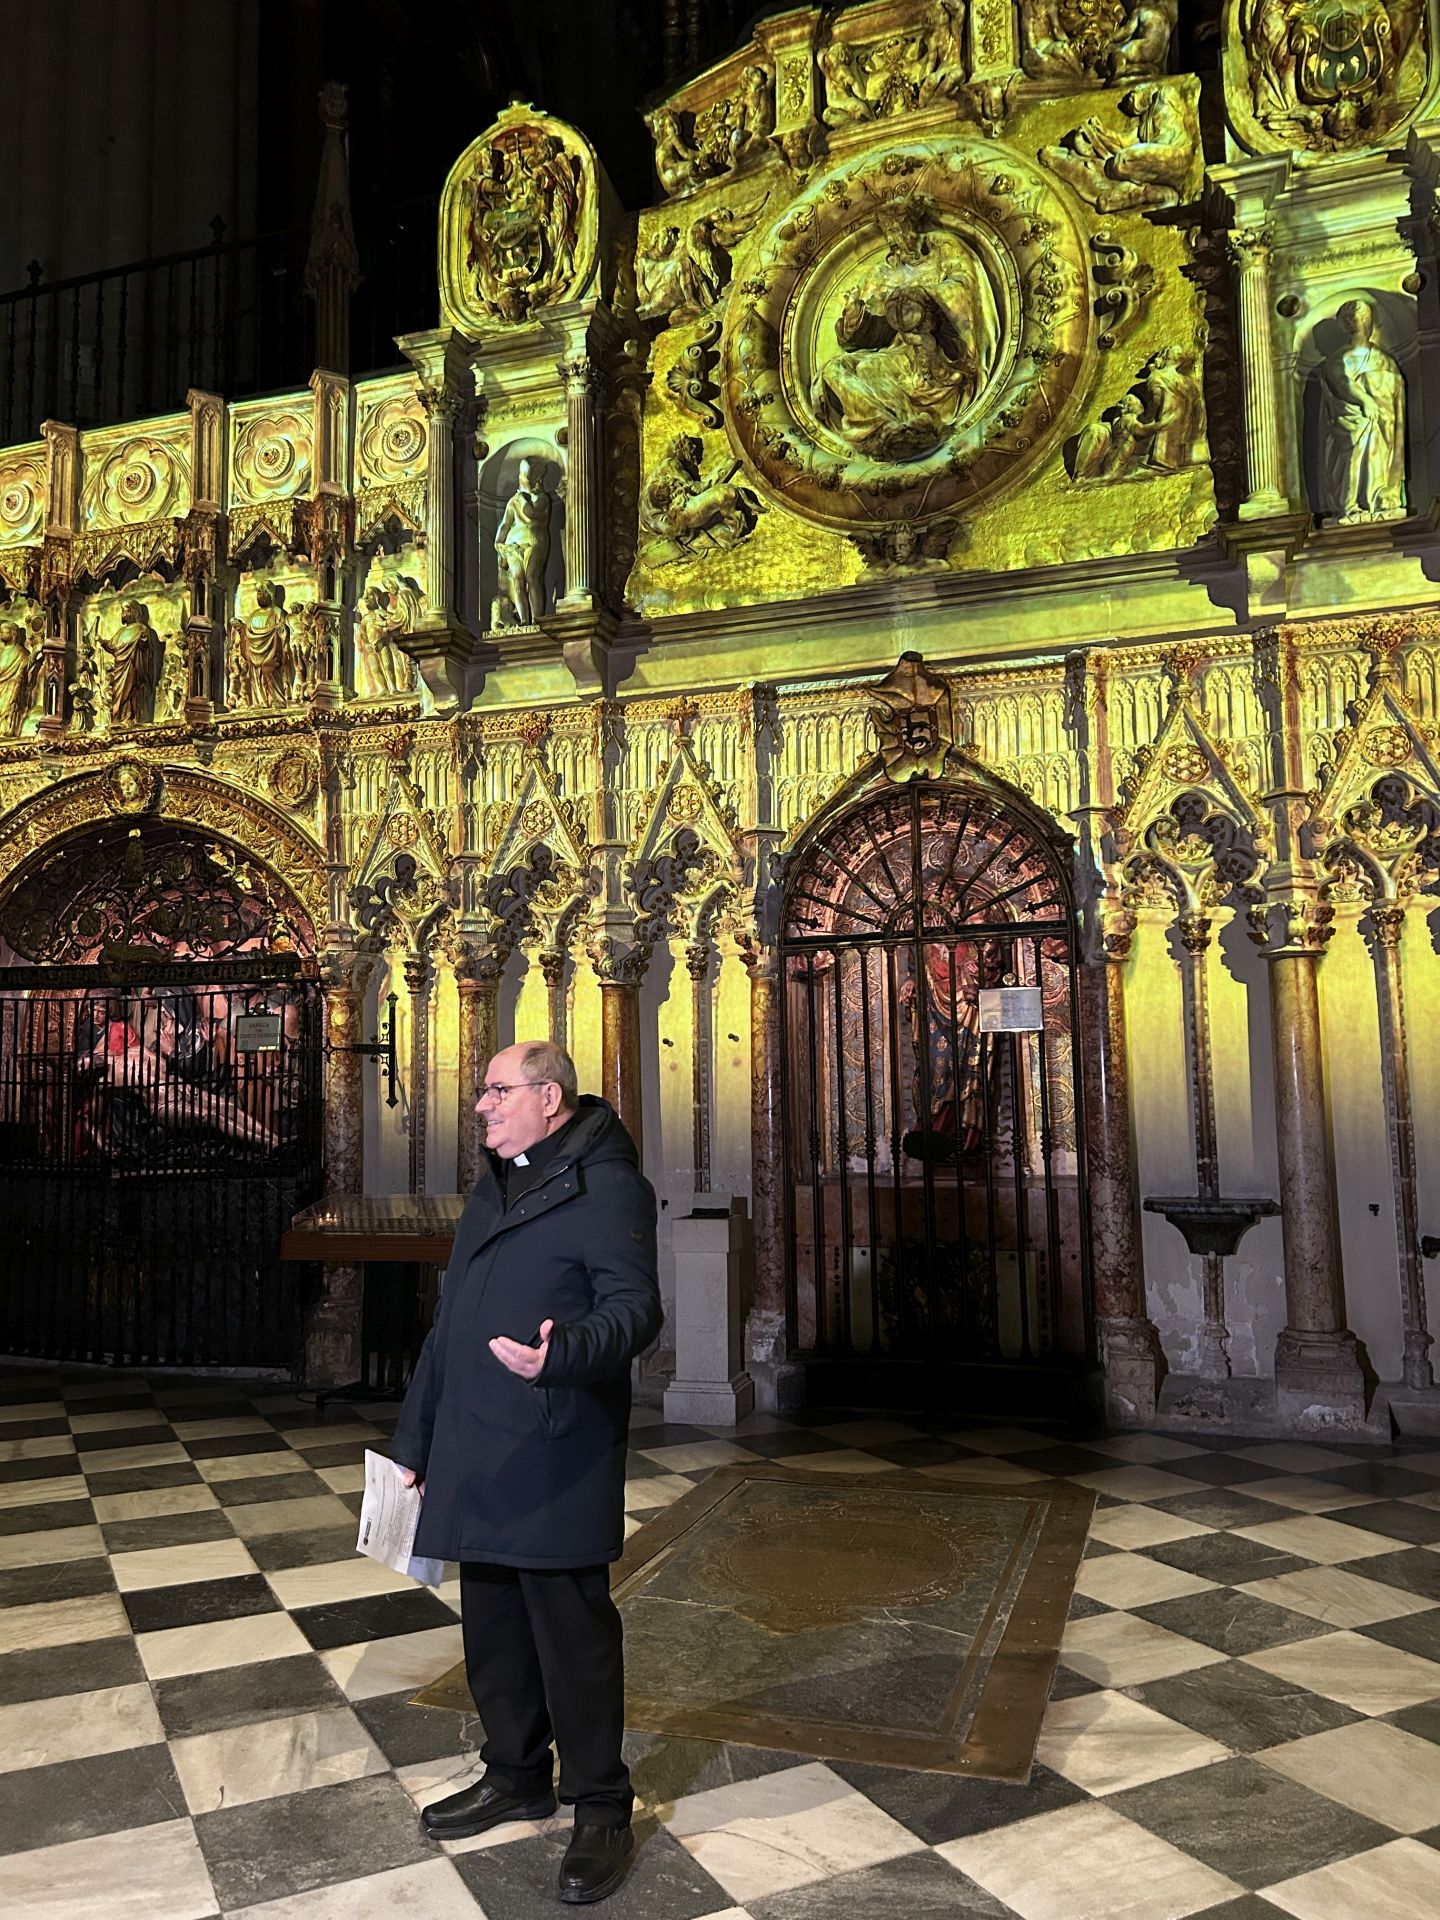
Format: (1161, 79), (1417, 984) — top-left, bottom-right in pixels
(1144, 1533), (1311, 1588)
(123, 1572), (282, 1634)
(862, 1438), (980, 1469)
(210, 1470), (333, 1506)
(287, 1438), (370, 1469)
(727, 1430), (854, 1461)
(1068, 1592), (1112, 1620)
(0, 1497), (93, 1536)
(0, 1744), (185, 1854)
(195, 1772), (434, 1910)
(830, 1756), (1084, 1844)
(72, 1425), (176, 1453)
(1328, 1499), (1440, 1545)
(1108, 1756), (1392, 1886)
(0, 1382), (62, 1404)
(1385, 1698), (1440, 1745)
(1131, 1588), (1330, 1658)
(244, 1526), (366, 1572)
(624, 1734), (806, 1808)
(1352, 1547), (1440, 1603)
(749, 1846), (1021, 1920)
(1159, 1454), (1279, 1489)
(60, 1392), (157, 1415)
(1046, 1665), (1102, 1701)
(155, 1652), (348, 1738)
(1353, 1611), (1440, 1661)
(1185, 1900), (1294, 1919)
(1003, 1444), (1113, 1477)
(83, 1462), (202, 1496)
(454, 1819), (732, 1920)
(356, 1686), (487, 1767)
(183, 1431), (296, 1462)
(1128, 1662), (1361, 1753)
(0, 1416), (71, 1441)
(0, 1634), (145, 1705)
(0, 1557), (115, 1610)
(290, 1587), (459, 1650)
(1320, 1462), (1440, 1500)
(632, 1425), (738, 1452)
(0, 1454), (83, 1485)
(1160, 1490), (1304, 1532)
(99, 1507), (238, 1554)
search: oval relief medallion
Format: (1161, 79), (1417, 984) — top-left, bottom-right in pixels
(723, 141), (1091, 533)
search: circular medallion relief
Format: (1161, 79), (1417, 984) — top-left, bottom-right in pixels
(103, 759), (162, 815)
(723, 142), (1090, 532)
(1362, 725), (1412, 770)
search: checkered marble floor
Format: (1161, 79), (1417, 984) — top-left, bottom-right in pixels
(1, 1372), (1439, 1920)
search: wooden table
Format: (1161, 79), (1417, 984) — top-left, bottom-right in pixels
(281, 1194), (464, 1266)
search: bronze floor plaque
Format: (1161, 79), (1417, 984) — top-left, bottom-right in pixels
(413, 1464), (1094, 1782)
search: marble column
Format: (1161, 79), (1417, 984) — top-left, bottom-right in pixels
(1229, 224), (1290, 518)
(307, 959), (367, 1387)
(541, 948), (568, 1051)
(1078, 921), (1164, 1425)
(1371, 906), (1433, 1391)
(1178, 911), (1231, 1381)
(744, 952), (803, 1410)
(1260, 918), (1366, 1426)
(600, 982), (643, 1160)
(557, 353), (602, 612)
(404, 952), (431, 1197)
(455, 952), (500, 1195)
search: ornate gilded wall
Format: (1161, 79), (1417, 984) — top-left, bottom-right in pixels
(1, 0), (1438, 1429)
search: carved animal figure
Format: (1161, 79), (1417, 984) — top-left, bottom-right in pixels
(640, 434), (764, 562)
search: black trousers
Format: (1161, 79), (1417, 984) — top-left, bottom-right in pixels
(459, 1561), (632, 1827)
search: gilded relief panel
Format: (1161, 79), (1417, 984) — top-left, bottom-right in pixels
(1223, 0), (1438, 155)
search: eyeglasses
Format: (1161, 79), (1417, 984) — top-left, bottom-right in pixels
(477, 1078), (554, 1105)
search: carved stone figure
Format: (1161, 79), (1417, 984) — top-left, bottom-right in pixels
(466, 122), (582, 323)
(358, 578), (423, 695)
(228, 583), (291, 708)
(649, 109), (710, 197)
(810, 201), (1001, 462)
(818, 2), (968, 124)
(1072, 391), (1150, 479)
(287, 604), (324, 704)
(1023, 0), (1177, 83)
(731, 63), (775, 164)
(1241, 0), (1428, 150)
(1321, 299), (1408, 522)
(870, 650), (955, 781)
(640, 434), (764, 563)
(493, 459), (554, 627)
(103, 599), (161, 727)
(1042, 83), (1191, 211)
(0, 613), (41, 737)
(1070, 346), (1206, 481)
(68, 630), (99, 735)
(637, 215), (730, 322)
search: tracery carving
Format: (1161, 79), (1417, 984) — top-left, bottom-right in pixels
(1041, 81), (1194, 212)
(1022, 1), (1178, 84)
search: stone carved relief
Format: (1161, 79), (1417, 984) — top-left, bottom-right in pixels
(491, 458), (555, 628)
(1319, 299), (1408, 523)
(82, 436), (186, 530)
(723, 140), (1090, 537)
(356, 392), (428, 487)
(870, 651), (956, 781)
(1069, 344), (1209, 481)
(440, 106), (600, 332)
(98, 599), (163, 728)
(1022, 1), (1178, 84)
(636, 199), (767, 325)
(639, 434), (765, 565)
(227, 583), (321, 708)
(1040, 81), (1195, 211)
(1227, 0), (1431, 153)
(646, 64), (775, 199)
(0, 453), (46, 550)
(665, 319), (725, 430)
(817, 3), (968, 126)
(230, 409), (313, 506)
(1090, 230), (1156, 349)
(356, 575), (423, 698)
(0, 599), (44, 738)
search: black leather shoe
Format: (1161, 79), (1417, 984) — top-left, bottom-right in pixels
(557, 1822), (635, 1904)
(420, 1776), (556, 1839)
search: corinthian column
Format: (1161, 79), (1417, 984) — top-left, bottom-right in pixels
(1228, 224), (1290, 519)
(558, 353), (602, 612)
(1079, 909), (1164, 1424)
(1249, 899), (1366, 1427)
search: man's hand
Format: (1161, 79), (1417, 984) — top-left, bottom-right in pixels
(399, 1468), (424, 1495)
(489, 1318), (554, 1381)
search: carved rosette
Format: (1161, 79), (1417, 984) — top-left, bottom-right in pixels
(722, 139), (1090, 535)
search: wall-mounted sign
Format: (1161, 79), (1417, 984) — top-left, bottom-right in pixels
(978, 986), (1043, 1034)
(234, 1013), (283, 1053)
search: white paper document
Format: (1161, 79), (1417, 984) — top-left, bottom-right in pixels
(357, 1449), (444, 1587)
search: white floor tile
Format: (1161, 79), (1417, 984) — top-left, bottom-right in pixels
(91, 1485), (220, 1522)
(76, 1442), (189, 1473)
(0, 1433), (75, 1462)
(1060, 1612), (1229, 1688)
(0, 1523), (106, 1569)
(0, 1474), (88, 1510)
(1258, 1718), (1440, 1831)
(171, 1703), (386, 1813)
(1067, 1466), (1209, 1503)
(1076, 1435), (1206, 1464)
(1233, 1444), (1363, 1474)
(0, 1682), (164, 1773)
(1231, 1514), (1403, 1565)
(0, 1591), (129, 1657)
(767, 1449), (896, 1476)
(168, 1415), (276, 1441)
(1242, 1477), (1372, 1515)
(0, 1816), (216, 1920)
(1072, 1553), (1217, 1611)
(266, 1554), (413, 1609)
(195, 1449), (308, 1482)
(320, 1624), (464, 1701)
(661, 1760), (924, 1904)
(637, 1441), (762, 1472)
(624, 1472), (700, 1511)
(1262, 1838), (1440, 1920)
(68, 1408), (165, 1435)
(225, 1493), (357, 1538)
(1236, 1564), (1436, 1629)
(223, 1857), (482, 1919)
(110, 1536), (258, 1591)
(0, 1400), (65, 1425)
(137, 1609), (310, 1680)
(1088, 1507), (1214, 1552)
(1243, 1630), (1440, 1715)
(1037, 1688), (1233, 1794)
(939, 1798), (1242, 1920)
(316, 1464), (366, 1494)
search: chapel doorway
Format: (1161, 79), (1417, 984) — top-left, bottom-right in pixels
(0, 820), (324, 1370)
(781, 780), (1091, 1392)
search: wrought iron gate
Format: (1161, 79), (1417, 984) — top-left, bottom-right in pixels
(0, 959), (323, 1369)
(781, 781), (1091, 1368)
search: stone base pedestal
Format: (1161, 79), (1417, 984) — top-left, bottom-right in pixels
(1378, 1384), (1440, 1438)
(394, 623), (481, 711)
(1156, 1372), (1277, 1436)
(303, 1262), (363, 1387)
(665, 1198), (754, 1429)
(1097, 1314), (1165, 1427)
(745, 1304), (805, 1413)
(1274, 1327), (1369, 1434)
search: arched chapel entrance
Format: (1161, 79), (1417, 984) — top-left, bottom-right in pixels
(780, 779), (1091, 1390)
(0, 814), (324, 1370)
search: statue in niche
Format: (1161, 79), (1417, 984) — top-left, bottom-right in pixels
(286, 604), (326, 703)
(639, 433), (764, 563)
(1320, 298), (1408, 522)
(1022, 1), (1177, 83)
(228, 582), (291, 708)
(102, 600), (161, 727)
(357, 577), (423, 695)
(0, 609), (42, 737)
(810, 199), (1001, 462)
(68, 628), (99, 735)
(492, 458), (553, 627)
(1041, 83), (1191, 212)
(1241, 0), (1427, 149)
(1070, 346), (1206, 481)
(467, 124), (581, 323)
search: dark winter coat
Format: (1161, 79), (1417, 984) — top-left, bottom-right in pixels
(390, 1096), (662, 1568)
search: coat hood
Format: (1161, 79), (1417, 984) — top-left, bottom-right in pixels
(481, 1093), (638, 1186)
